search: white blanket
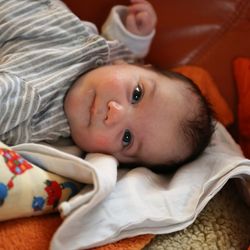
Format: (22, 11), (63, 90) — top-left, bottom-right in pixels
(12, 122), (250, 250)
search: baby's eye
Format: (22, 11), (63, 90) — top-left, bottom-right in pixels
(122, 129), (132, 147)
(131, 84), (143, 104)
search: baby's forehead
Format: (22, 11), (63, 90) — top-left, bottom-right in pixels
(161, 73), (198, 99)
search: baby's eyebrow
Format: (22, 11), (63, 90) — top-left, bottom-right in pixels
(140, 76), (156, 97)
(150, 79), (157, 98)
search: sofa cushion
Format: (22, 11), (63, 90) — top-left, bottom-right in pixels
(234, 57), (250, 158)
(173, 66), (233, 126)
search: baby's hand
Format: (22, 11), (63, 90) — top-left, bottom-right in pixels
(125, 0), (157, 36)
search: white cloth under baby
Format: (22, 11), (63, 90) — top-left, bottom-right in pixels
(13, 122), (250, 250)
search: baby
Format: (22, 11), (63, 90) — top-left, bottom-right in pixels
(0, 0), (214, 169)
(65, 63), (215, 168)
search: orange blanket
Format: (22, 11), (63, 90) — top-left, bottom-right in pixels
(0, 214), (153, 250)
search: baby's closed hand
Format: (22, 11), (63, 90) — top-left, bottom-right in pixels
(125, 0), (157, 36)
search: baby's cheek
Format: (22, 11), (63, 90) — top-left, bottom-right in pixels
(95, 135), (114, 152)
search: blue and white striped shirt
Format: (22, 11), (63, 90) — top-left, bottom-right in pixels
(0, 0), (153, 145)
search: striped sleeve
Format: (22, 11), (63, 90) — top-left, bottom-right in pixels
(0, 72), (40, 135)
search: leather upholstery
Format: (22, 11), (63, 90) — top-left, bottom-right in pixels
(63, 0), (250, 120)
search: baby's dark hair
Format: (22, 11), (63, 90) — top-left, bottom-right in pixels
(151, 68), (215, 172)
(120, 65), (215, 173)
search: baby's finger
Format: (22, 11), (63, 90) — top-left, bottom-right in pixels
(128, 2), (157, 26)
(135, 11), (152, 35)
(125, 13), (140, 35)
(135, 11), (149, 25)
(128, 1), (153, 15)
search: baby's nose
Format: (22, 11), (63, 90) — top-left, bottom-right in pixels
(105, 101), (124, 126)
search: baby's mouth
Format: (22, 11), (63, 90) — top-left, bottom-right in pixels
(90, 97), (96, 116)
(85, 89), (96, 127)
(88, 93), (108, 126)
(89, 97), (96, 124)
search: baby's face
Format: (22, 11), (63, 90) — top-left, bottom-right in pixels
(64, 64), (192, 165)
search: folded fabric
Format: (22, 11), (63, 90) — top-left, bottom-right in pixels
(11, 122), (250, 250)
(12, 145), (118, 219)
(0, 142), (81, 221)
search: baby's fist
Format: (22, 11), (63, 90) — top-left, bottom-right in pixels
(125, 0), (157, 36)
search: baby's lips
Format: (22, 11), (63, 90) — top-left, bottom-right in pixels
(84, 89), (96, 127)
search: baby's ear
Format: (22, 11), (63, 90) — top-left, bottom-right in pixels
(112, 59), (128, 65)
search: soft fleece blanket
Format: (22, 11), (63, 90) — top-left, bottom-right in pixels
(9, 122), (249, 250)
(145, 181), (250, 249)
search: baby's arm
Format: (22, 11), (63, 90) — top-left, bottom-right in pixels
(102, 0), (157, 58)
(0, 72), (40, 144)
